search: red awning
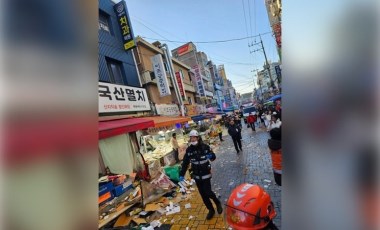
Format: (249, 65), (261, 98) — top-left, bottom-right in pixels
(99, 118), (154, 139)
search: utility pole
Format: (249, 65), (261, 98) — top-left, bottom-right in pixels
(160, 44), (185, 116)
(251, 34), (277, 91)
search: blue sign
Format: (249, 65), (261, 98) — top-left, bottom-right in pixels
(275, 65), (281, 78)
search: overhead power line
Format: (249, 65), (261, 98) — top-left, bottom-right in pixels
(140, 32), (271, 44)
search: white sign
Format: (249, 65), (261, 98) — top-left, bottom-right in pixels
(99, 82), (150, 113)
(192, 65), (205, 97)
(151, 54), (171, 97)
(155, 104), (180, 116)
(196, 105), (207, 114)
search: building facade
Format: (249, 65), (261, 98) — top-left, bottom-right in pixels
(99, 0), (140, 87)
(265, 0), (282, 60)
(172, 43), (215, 107)
(134, 37), (197, 115)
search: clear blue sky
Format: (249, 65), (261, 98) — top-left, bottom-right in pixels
(125, 0), (280, 94)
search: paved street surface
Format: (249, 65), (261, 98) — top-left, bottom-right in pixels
(164, 123), (281, 229)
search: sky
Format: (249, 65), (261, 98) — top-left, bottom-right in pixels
(124, 0), (280, 95)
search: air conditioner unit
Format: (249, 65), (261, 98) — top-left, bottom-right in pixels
(142, 71), (153, 84)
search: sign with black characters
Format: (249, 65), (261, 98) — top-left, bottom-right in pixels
(114, 1), (136, 51)
(99, 82), (150, 113)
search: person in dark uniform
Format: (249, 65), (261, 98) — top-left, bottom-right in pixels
(179, 130), (223, 220)
(228, 120), (243, 153)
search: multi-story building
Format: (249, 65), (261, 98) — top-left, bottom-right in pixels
(240, 93), (254, 106)
(171, 43), (215, 107)
(99, 0), (151, 117)
(134, 37), (197, 112)
(265, 0), (282, 60)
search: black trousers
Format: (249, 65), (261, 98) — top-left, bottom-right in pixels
(232, 136), (242, 151)
(173, 149), (179, 163)
(249, 122), (256, 131)
(218, 132), (223, 141)
(195, 178), (220, 211)
(274, 172), (282, 186)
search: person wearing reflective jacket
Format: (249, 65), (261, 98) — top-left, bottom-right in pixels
(179, 129), (223, 220)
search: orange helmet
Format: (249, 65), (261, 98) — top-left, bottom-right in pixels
(225, 184), (276, 230)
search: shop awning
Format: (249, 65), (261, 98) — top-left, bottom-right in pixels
(191, 115), (206, 122)
(99, 118), (155, 139)
(143, 116), (191, 128)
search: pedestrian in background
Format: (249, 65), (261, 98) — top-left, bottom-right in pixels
(179, 130), (223, 220)
(216, 123), (224, 142)
(171, 133), (180, 163)
(268, 127), (282, 186)
(268, 113), (282, 131)
(228, 120), (242, 154)
(247, 112), (256, 131)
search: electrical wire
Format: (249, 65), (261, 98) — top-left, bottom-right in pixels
(140, 32), (271, 44)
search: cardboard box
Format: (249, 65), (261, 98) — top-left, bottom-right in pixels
(99, 181), (114, 196)
(112, 179), (133, 197)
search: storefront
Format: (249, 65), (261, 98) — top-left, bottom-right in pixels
(135, 116), (191, 178)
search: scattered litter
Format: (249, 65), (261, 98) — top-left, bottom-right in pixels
(229, 182), (234, 186)
(189, 215), (194, 220)
(150, 220), (162, 228)
(141, 226), (154, 230)
(264, 185), (269, 189)
(163, 218), (167, 223)
(190, 188), (195, 191)
(166, 203), (181, 215)
(185, 203), (191, 209)
(264, 179), (272, 183)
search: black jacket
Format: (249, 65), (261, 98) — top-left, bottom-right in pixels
(228, 124), (241, 138)
(180, 142), (216, 180)
(268, 139), (281, 151)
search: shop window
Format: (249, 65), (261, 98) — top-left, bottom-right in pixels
(106, 58), (125, 84)
(99, 11), (113, 35)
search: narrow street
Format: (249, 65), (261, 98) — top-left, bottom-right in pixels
(163, 123), (281, 229)
(212, 123), (281, 229)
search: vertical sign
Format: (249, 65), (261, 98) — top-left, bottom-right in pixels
(114, 1), (136, 51)
(175, 71), (187, 101)
(192, 65), (205, 97)
(151, 54), (171, 97)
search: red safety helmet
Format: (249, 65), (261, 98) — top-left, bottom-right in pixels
(225, 183), (276, 230)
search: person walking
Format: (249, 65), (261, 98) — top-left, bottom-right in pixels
(179, 130), (223, 220)
(216, 123), (224, 141)
(247, 112), (256, 131)
(268, 127), (282, 186)
(228, 120), (242, 154)
(268, 114), (282, 131)
(170, 133), (180, 163)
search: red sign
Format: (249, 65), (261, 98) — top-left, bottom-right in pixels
(177, 44), (190, 56)
(175, 72), (186, 99)
(273, 23), (281, 49)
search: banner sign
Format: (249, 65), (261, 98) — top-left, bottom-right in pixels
(113, 1), (136, 51)
(99, 82), (150, 113)
(185, 105), (197, 116)
(196, 105), (207, 114)
(151, 54), (171, 97)
(192, 65), (205, 97)
(175, 71), (187, 100)
(155, 104), (180, 116)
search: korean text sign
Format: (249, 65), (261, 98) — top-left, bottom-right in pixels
(192, 65), (205, 97)
(114, 1), (136, 51)
(99, 82), (150, 113)
(151, 54), (171, 97)
(175, 71), (187, 100)
(155, 104), (180, 116)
